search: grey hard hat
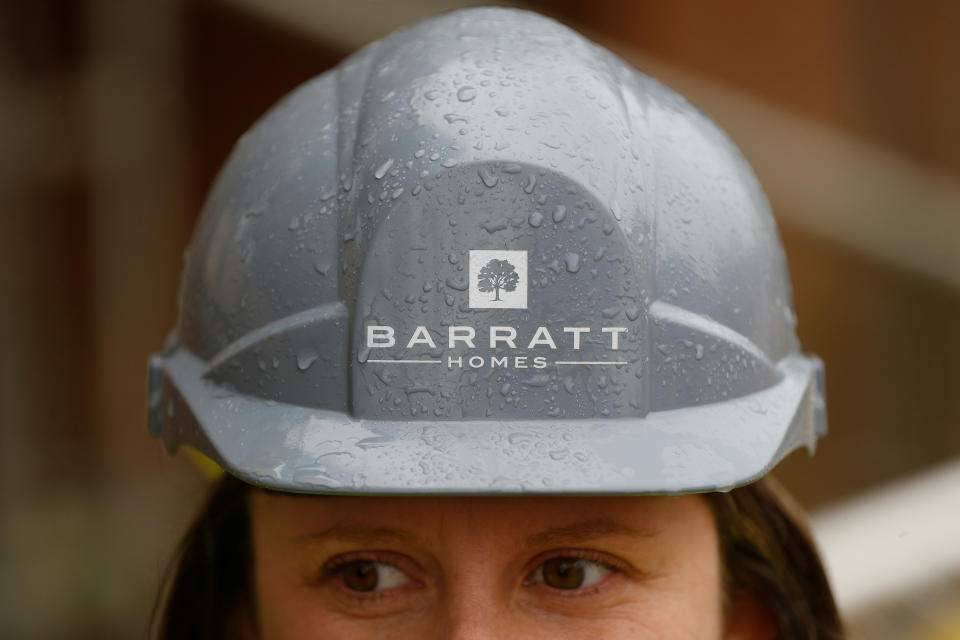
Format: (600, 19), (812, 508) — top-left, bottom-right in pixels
(147, 7), (826, 495)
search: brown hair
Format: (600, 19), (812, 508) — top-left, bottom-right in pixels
(151, 475), (843, 639)
(708, 478), (844, 639)
(151, 476), (253, 640)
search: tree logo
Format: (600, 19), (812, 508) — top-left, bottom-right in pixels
(477, 258), (519, 301)
(468, 250), (528, 309)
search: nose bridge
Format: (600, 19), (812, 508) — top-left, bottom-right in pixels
(429, 525), (513, 640)
(435, 576), (507, 640)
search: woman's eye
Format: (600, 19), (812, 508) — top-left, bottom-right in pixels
(530, 556), (613, 590)
(335, 560), (410, 592)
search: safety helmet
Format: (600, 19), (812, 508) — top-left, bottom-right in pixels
(147, 7), (826, 495)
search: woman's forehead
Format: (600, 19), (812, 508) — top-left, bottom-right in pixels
(251, 492), (712, 544)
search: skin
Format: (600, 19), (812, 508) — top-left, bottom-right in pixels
(249, 493), (774, 640)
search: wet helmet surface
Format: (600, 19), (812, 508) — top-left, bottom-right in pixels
(148, 8), (825, 494)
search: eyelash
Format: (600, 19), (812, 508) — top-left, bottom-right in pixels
(319, 551), (419, 603)
(324, 551), (390, 575)
(316, 548), (625, 603)
(523, 549), (623, 597)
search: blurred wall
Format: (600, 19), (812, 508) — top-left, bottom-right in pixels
(1, 1), (958, 637)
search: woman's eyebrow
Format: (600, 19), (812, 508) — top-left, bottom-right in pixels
(292, 524), (419, 545)
(524, 518), (661, 547)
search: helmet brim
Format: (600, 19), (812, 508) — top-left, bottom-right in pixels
(152, 349), (824, 495)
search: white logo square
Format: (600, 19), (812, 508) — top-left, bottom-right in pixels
(468, 250), (528, 309)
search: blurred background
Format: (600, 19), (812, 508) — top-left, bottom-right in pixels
(2, 0), (959, 637)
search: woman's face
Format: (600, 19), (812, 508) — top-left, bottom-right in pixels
(249, 492), (772, 639)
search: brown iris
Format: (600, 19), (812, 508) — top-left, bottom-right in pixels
(541, 557), (586, 589)
(337, 560), (379, 591)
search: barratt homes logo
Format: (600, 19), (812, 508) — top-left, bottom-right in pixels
(469, 250), (527, 309)
(362, 247), (629, 370)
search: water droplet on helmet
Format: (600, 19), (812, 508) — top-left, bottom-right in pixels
(564, 252), (581, 273)
(457, 86), (477, 102)
(528, 211), (544, 227)
(481, 220), (508, 233)
(293, 468), (341, 488)
(446, 276), (468, 291)
(478, 166), (499, 187)
(552, 204), (567, 223)
(508, 432), (531, 445)
(314, 259), (331, 275)
(374, 158), (394, 180)
(297, 348), (320, 370)
(522, 373), (550, 387)
(523, 174), (537, 194)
